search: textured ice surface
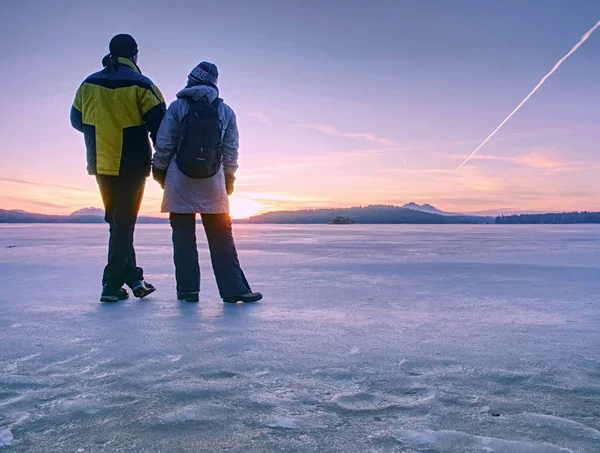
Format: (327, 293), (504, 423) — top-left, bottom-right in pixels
(0, 224), (599, 452)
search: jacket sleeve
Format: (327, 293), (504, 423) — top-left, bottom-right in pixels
(222, 106), (239, 175)
(70, 86), (84, 132)
(139, 83), (166, 145)
(152, 101), (181, 171)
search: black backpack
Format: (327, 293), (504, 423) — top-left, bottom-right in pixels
(176, 97), (223, 178)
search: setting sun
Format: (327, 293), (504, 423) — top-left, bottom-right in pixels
(229, 196), (262, 219)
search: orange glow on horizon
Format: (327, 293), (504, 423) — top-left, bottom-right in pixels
(228, 196), (263, 219)
(2, 177), (600, 218)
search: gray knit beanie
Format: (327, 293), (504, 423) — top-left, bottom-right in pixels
(188, 61), (219, 88)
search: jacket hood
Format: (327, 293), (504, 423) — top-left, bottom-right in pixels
(176, 85), (219, 103)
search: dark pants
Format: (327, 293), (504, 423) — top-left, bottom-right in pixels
(169, 213), (251, 298)
(96, 175), (146, 290)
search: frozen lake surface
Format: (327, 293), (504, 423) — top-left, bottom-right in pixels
(1, 224), (599, 452)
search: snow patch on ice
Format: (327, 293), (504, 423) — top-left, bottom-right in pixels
(37, 354), (83, 372)
(511, 413), (600, 439)
(2, 353), (41, 373)
(0, 429), (13, 448)
(394, 429), (573, 453)
(159, 406), (200, 423)
(158, 404), (229, 424)
(331, 387), (435, 412)
(267, 418), (298, 429)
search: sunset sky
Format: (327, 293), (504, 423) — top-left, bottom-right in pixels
(1, 0), (599, 218)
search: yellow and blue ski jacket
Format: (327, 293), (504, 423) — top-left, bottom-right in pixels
(70, 58), (166, 176)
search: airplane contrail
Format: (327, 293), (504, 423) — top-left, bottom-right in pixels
(457, 19), (600, 170)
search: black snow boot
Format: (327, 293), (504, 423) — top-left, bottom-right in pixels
(100, 286), (129, 303)
(131, 281), (156, 299)
(222, 292), (263, 304)
(177, 292), (199, 303)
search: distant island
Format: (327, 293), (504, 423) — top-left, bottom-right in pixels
(328, 216), (356, 225)
(1, 203), (599, 224)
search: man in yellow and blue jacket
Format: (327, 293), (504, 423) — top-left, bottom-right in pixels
(70, 34), (166, 302)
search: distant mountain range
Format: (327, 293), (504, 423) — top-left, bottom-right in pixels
(1, 205), (599, 224)
(71, 207), (105, 217)
(0, 209), (167, 224)
(0, 204), (490, 224)
(245, 205), (493, 224)
(400, 202), (449, 215)
(398, 203), (532, 217)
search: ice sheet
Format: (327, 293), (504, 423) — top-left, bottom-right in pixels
(1, 224), (599, 452)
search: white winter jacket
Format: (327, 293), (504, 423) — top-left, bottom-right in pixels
(152, 85), (239, 214)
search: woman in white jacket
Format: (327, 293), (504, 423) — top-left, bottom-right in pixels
(152, 61), (262, 303)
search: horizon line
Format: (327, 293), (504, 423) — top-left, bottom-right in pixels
(3, 204), (600, 220)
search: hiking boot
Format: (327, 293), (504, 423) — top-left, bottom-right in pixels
(177, 292), (199, 303)
(131, 281), (156, 299)
(100, 286), (129, 303)
(223, 292), (263, 303)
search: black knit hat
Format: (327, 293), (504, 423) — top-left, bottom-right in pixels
(109, 34), (138, 58)
(102, 34), (139, 70)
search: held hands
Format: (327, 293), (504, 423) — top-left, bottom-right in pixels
(225, 174), (236, 196)
(152, 166), (166, 189)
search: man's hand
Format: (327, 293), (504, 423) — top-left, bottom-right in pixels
(152, 166), (166, 189)
(225, 174), (236, 196)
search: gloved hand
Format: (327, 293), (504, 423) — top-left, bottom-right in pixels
(225, 174), (236, 196)
(152, 166), (166, 189)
